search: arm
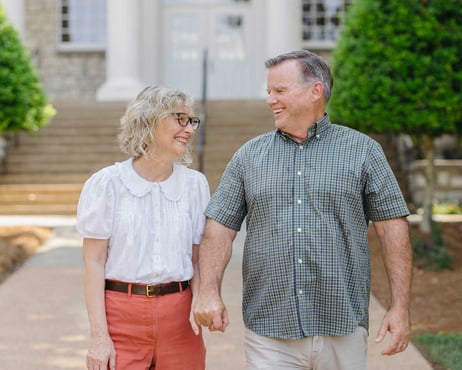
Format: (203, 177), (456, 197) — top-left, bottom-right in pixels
(372, 217), (412, 355)
(82, 238), (116, 370)
(193, 218), (237, 332)
(189, 243), (201, 335)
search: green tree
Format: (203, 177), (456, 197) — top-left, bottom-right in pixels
(328, 0), (462, 241)
(0, 4), (55, 134)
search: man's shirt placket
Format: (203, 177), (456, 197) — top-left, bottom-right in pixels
(291, 137), (315, 335)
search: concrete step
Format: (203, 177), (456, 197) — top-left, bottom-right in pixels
(0, 184), (83, 215)
(0, 99), (274, 214)
(3, 162), (116, 174)
(0, 203), (78, 215)
(0, 174), (91, 184)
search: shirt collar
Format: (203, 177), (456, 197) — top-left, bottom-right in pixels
(277, 113), (331, 143)
(117, 157), (186, 200)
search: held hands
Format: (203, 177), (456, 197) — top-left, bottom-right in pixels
(192, 292), (229, 333)
(87, 332), (116, 370)
(375, 305), (411, 355)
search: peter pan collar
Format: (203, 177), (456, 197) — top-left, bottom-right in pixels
(116, 158), (186, 201)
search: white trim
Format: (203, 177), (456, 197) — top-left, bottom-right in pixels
(56, 44), (106, 53)
(302, 40), (336, 51)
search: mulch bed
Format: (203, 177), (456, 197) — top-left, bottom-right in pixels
(369, 225), (462, 370)
(0, 226), (51, 283)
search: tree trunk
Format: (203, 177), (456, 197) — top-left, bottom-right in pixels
(419, 134), (436, 236)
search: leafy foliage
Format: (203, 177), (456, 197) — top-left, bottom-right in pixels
(328, 0), (462, 137)
(0, 5), (55, 133)
(432, 202), (462, 215)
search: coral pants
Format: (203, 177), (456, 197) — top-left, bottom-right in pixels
(105, 287), (205, 370)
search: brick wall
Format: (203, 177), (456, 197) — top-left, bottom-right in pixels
(440, 221), (462, 252)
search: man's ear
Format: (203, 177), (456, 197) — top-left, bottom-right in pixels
(311, 81), (324, 101)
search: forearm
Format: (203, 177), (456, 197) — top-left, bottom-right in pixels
(374, 218), (413, 309)
(84, 260), (110, 337)
(190, 244), (201, 299)
(82, 238), (110, 338)
(198, 219), (235, 295)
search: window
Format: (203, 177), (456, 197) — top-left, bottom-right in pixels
(58, 0), (106, 51)
(302, 0), (352, 49)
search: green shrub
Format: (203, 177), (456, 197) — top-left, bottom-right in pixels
(0, 5), (55, 134)
(433, 203), (462, 215)
(329, 0), (462, 137)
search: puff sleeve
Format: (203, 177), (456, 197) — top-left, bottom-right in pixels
(76, 168), (115, 239)
(190, 171), (210, 245)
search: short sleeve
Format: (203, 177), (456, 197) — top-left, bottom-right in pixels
(363, 143), (410, 221)
(190, 171), (210, 245)
(205, 148), (247, 231)
(76, 169), (115, 239)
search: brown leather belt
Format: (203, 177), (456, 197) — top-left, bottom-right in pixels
(105, 280), (189, 297)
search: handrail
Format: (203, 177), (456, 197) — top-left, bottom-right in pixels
(197, 48), (208, 173)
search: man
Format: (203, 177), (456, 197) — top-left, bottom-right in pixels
(193, 50), (412, 370)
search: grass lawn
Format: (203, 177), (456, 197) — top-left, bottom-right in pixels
(414, 332), (462, 370)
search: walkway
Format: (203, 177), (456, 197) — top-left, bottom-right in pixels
(0, 216), (432, 369)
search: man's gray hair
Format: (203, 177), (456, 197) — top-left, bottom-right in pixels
(265, 50), (334, 102)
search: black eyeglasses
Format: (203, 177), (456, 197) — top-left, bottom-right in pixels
(171, 112), (200, 130)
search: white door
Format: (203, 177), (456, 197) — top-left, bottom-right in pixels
(162, 3), (258, 99)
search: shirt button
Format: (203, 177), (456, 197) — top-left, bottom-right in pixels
(297, 171), (302, 176)
(298, 258), (303, 264)
(297, 228), (302, 233)
(299, 289), (303, 295)
(297, 199), (302, 204)
(299, 145), (303, 149)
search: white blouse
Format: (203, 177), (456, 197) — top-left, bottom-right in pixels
(76, 157), (210, 284)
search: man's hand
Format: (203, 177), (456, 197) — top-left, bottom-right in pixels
(375, 305), (411, 355)
(193, 292), (229, 332)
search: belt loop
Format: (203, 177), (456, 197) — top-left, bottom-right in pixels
(128, 283), (132, 297)
(179, 281), (184, 292)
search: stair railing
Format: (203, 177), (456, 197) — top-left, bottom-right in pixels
(197, 48), (208, 173)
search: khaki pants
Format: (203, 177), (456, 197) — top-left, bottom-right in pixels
(244, 326), (367, 370)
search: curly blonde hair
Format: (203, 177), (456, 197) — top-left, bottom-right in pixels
(118, 86), (194, 165)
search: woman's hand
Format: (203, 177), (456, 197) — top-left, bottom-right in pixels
(87, 332), (116, 370)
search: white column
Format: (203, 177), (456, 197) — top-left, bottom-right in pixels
(139, 0), (161, 85)
(265, 0), (302, 59)
(97, 0), (145, 101)
(3, 0), (25, 38)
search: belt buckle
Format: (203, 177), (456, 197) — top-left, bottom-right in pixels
(145, 284), (161, 297)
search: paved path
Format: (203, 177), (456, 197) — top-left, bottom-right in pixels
(0, 217), (432, 369)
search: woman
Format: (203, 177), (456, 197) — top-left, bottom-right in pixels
(76, 86), (209, 370)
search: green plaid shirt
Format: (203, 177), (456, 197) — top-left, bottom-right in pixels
(205, 114), (409, 339)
